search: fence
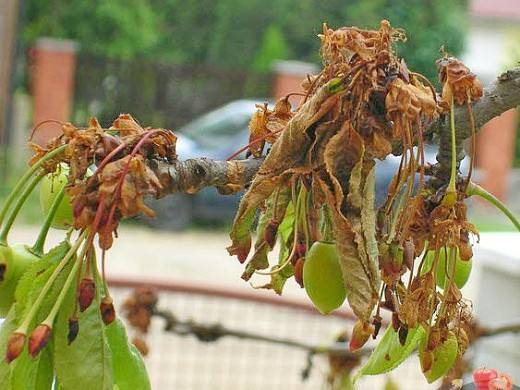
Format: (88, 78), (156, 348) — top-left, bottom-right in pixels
(108, 278), (433, 390)
(73, 54), (271, 129)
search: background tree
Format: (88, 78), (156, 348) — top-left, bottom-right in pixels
(22, 0), (467, 79)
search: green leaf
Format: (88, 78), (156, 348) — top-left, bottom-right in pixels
(6, 242), (73, 390)
(105, 319), (151, 390)
(269, 200), (295, 294)
(0, 308), (17, 388)
(15, 241), (71, 321)
(241, 187), (291, 281)
(277, 201), (294, 248)
(0, 306), (53, 390)
(10, 345), (54, 390)
(360, 165), (380, 279)
(54, 276), (113, 390)
(420, 332), (458, 383)
(360, 326), (426, 375)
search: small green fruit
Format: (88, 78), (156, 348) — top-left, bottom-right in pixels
(0, 244), (39, 316)
(422, 249), (472, 289)
(303, 241), (346, 314)
(39, 165), (73, 230)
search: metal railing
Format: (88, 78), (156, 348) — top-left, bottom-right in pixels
(108, 278), (432, 390)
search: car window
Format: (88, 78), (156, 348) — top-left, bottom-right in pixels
(180, 103), (255, 149)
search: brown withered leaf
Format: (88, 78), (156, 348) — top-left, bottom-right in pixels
(330, 205), (379, 321)
(247, 98), (293, 158)
(385, 78), (436, 135)
(437, 57), (483, 106)
(98, 155), (162, 218)
(110, 114), (145, 137)
(320, 121), (381, 321)
(319, 20), (406, 65)
(367, 131), (393, 160)
(248, 104), (270, 158)
(324, 124), (364, 211)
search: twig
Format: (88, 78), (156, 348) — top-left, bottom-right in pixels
(153, 308), (368, 358)
(479, 321), (520, 337)
(152, 308), (520, 358)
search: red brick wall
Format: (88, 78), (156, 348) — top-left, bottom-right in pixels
(271, 60), (318, 108)
(31, 38), (77, 145)
(476, 108), (518, 201)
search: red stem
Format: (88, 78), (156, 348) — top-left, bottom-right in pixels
(103, 130), (165, 235)
(29, 119), (65, 141)
(226, 127), (284, 161)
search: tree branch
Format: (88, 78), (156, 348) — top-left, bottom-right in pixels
(152, 308), (520, 357)
(150, 157), (264, 198)
(429, 67), (520, 140)
(150, 67), (520, 197)
(433, 67), (520, 180)
(479, 321), (520, 337)
(152, 308), (368, 358)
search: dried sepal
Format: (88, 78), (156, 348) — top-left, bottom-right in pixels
(437, 57), (483, 106)
(6, 332), (25, 363)
(78, 277), (96, 312)
(349, 320), (374, 352)
(28, 324), (52, 357)
(100, 296), (116, 325)
(67, 318), (80, 345)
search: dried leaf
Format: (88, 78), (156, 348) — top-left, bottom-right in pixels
(321, 125), (380, 322)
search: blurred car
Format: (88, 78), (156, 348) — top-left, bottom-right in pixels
(144, 100), (257, 230)
(145, 100), (468, 230)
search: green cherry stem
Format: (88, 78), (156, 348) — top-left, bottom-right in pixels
(0, 145), (66, 226)
(442, 96), (458, 207)
(30, 187), (66, 257)
(41, 239), (89, 327)
(466, 182), (520, 232)
(0, 172), (46, 246)
(15, 230), (88, 335)
(298, 183), (310, 249)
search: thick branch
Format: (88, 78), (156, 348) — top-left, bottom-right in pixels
(150, 157), (263, 197)
(433, 67), (520, 180)
(430, 67), (520, 140)
(150, 68), (520, 196)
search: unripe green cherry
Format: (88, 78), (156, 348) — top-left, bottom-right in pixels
(422, 249), (472, 289)
(39, 165), (73, 230)
(0, 244), (39, 316)
(303, 241), (346, 314)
